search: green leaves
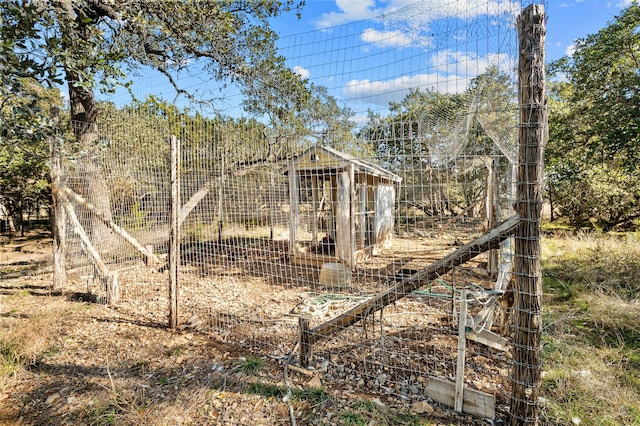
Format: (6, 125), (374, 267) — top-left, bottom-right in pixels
(550, 3), (640, 170)
(546, 3), (640, 230)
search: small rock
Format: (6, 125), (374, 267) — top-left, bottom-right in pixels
(411, 400), (434, 414)
(371, 398), (385, 407)
(307, 375), (323, 388)
(45, 393), (60, 405)
(409, 385), (420, 395)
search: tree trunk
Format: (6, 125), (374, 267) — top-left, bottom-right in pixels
(62, 14), (118, 254)
(7, 215), (17, 235)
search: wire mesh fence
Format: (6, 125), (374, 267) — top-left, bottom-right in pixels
(53, 1), (545, 422)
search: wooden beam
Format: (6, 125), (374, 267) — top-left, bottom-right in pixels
(466, 329), (510, 352)
(59, 190), (109, 279)
(307, 216), (520, 345)
(217, 155), (225, 243)
(59, 190), (118, 304)
(288, 164), (299, 255)
(61, 186), (160, 264)
(311, 175), (318, 244)
(178, 181), (213, 228)
(169, 135), (180, 329)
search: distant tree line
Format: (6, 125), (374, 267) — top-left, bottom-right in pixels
(546, 3), (640, 231)
(1, 2), (638, 233)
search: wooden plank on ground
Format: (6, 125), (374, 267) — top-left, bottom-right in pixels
(425, 377), (495, 419)
(466, 329), (510, 352)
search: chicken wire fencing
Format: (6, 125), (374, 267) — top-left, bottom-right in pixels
(52, 1), (545, 423)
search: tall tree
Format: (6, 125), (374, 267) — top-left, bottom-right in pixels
(242, 68), (357, 158)
(547, 3), (640, 230)
(3, 0), (303, 248)
(0, 3), (63, 234)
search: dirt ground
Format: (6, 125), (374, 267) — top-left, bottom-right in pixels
(1, 230), (501, 425)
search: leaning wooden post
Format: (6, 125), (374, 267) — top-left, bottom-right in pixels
(511, 4), (546, 425)
(50, 107), (66, 290)
(59, 191), (117, 304)
(169, 135), (180, 329)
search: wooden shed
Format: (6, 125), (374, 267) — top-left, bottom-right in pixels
(286, 145), (402, 268)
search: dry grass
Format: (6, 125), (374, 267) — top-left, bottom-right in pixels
(541, 231), (640, 425)
(0, 292), (69, 392)
(0, 287), (448, 425)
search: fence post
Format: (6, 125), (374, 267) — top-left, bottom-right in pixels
(50, 107), (66, 290)
(454, 288), (468, 413)
(511, 4), (546, 425)
(169, 135), (180, 329)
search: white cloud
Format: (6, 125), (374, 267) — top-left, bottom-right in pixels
(314, 0), (382, 28)
(343, 73), (471, 105)
(293, 65), (310, 79)
(566, 44), (576, 57)
(342, 50), (513, 105)
(361, 28), (418, 48)
(314, 0), (522, 29)
(430, 50), (512, 76)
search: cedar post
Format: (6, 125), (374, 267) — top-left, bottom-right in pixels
(169, 135), (180, 329)
(299, 315), (312, 367)
(217, 154), (225, 244)
(50, 108), (66, 289)
(511, 4), (546, 425)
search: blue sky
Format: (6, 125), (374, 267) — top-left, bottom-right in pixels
(273, 0), (631, 61)
(112, 0), (634, 123)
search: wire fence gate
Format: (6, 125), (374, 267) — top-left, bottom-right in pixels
(51, 2), (545, 423)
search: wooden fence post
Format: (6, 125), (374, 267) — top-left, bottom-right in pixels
(454, 288), (468, 413)
(511, 4), (546, 425)
(169, 135), (180, 329)
(50, 109), (66, 290)
(299, 315), (312, 367)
